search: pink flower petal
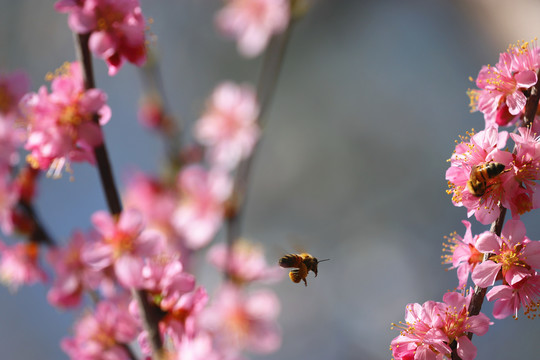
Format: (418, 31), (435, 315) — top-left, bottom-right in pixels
(475, 232), (500, 253)
(523, 241), (540, 268)
(456, 335), (477, 360)
(115, 255), (143, 288)
(514, 70), (537, 88)
(501, 219), (526, 245)
(471, 261), (501, 287)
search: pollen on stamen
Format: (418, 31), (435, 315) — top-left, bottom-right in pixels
(441, 231), (458, 266)
(45, 62), (72, 82)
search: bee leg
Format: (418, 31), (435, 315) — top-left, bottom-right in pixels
(303, 278), (307, 286)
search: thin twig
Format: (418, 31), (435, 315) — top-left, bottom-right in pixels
(18, 200), (55, 246)
(224, 20), (296, 279)
(523, 69), (540, 129)
(74, 32), (164, 359)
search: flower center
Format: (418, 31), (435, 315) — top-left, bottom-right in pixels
(106, 231), (135, 258)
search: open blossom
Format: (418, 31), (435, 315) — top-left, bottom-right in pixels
(55, 0), (147, 76)
(62, 299), (139, 360)
(82, 209), (165, 288)
(47, 231), (114, 308)
(442, 220), (483, 288)
(216, 0), (290, 57)
(139, 255), (196, 310)
(0, 241), (47, 290)
(200, 285), (281, 355)
(0, 71), (29, 170)
(486, 274), (540, 319)
(207, 240), (283, 285)
(471, 220), (540, 288)
(195, 82), (260, 170)
(505, 127), (540, 215)
(172, 165), (232, 250)
(19, 62), (111, 177)
(446, 127), (513, 224)
(391, 291), (491, 360)
(469, 40), (540, 127)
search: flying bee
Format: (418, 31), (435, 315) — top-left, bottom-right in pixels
(278, 253), (329, 286)
(466, 162), (507, 197)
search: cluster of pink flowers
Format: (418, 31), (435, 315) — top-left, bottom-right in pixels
(393, 39), (540, 359)
(0, 0), (297, 359)
(19, 61), (110, 177)
(391, 292), (491, 360)
(55, 0), (147, 75)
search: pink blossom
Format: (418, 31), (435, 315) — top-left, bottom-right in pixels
(0, 241), (47, 290)
(486, 274), (540, 319)
(446, 127), (513, 224)
(139, 255), (196, 311)
(195, 82), (260, 170)
(471, 220), (540, 288)
(47, 231), (113, 308)
(133, 286), (208, 356)
(162, 287), (209, 345)
(216, 0), (290, 57)
(82, 209), (165, 288)
(207, 240), (283, 285)
(391, 291), (491, 360)
(55, 0), (147, 75)
(19, 62), (110, 177)
(505, 127), (540, 215)
(507, 39), (540, 75)
(473, 60), (536, 126)
(61, 299), (139, 360)
(200, 285), (281, 355)
(442, 220), (483, 288)
(172, 165), (232, 249)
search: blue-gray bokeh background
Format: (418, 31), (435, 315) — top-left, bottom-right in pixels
(1, 1), (540, 359)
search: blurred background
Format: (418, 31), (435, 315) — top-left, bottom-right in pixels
(1, 0), (540, 359)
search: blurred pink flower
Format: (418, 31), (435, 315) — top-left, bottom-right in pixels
(47, 231), (113, 308)
(442, 220), (483, 289)
(19, 62), (110, 177)
(391, 291), (491, 360)
(133, 284), (208, 356)
(62, 299), (139, 360)
(172, 165), (232, 249)
(0, 241), (47, 290)
(207, 240), (283, 285)
(123, 171), (185, 252)
(216, 0), (290, 57)
(55, 0), (147, 75)
(201, 285), (281, 355)
(446, 127), (513, 224)
(195, 82), (260, 170)
(82, 209), (165, 288)
(139, 255), (196, 310)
